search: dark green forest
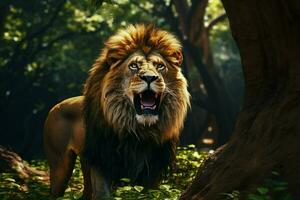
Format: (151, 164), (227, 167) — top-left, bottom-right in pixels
(1, 0), (299, 199)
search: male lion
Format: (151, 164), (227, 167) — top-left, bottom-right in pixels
(44, 24), (190, 200)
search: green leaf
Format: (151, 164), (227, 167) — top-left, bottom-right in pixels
(120, 178), (131, 183)
(256, 187), (268, 195)
(4, 178), (15, 182)
(248, 194), (266, 200)
(133, 186), (143, 192)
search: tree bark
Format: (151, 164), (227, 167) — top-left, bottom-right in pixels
(180, 0), (300, 199)
(0, 146), (49, 182)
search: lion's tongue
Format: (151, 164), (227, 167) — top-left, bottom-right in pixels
(141, 92), (156, 107)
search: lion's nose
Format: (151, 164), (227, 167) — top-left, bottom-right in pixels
(139, 75), (158, 84)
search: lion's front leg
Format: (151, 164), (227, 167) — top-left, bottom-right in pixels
(90, 167), (110, 200)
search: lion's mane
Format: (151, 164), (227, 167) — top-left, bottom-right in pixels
(82, 24), (190, 187)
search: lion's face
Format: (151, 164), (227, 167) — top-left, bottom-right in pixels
(85, 24), (190, 140)
(124, 51), (167, 125)
(102, 50), (182, 127)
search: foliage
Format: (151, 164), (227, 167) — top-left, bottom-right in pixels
(247, 171), (294, 200)
(0, 145), (208, 200)
(109, 145), (208, 200)
(0, 160), (49, 200)
(224, 171), (295, 200)
(0, 146), (295, 200)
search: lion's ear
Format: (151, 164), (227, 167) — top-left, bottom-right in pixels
(106, 56), (118, 66)
(171, 51), (183, 66)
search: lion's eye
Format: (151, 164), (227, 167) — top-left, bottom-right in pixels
(129, 63), (139, 71)
(156, 63), (166, 71)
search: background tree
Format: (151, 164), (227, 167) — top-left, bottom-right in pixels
(151, 0), (242, 146)
(180, 0), (300, 199)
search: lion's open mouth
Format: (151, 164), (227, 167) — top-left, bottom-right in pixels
(134, 90), (160, 115)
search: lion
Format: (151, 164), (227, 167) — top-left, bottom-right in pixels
(43, 24), (190, 200)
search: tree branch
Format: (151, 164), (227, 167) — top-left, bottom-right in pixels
(187, 0), (208, 43)
(32, 32), (75, 56)
(0, 3), (9, 40)
(0, 146), (48, 182)
(91, 0), (105, 7)
(30, 25), (103, 64)
(5, 0), (67, 71)
(206, 13), (227, 32)
(25, 0), (67, 41)
(172, 0), (190, 38)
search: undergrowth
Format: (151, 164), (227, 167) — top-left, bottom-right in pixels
(0, 145), (295, 200)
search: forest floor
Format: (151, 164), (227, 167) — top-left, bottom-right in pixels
(0, 145), (209, 200)
(0, 145), (293, 200)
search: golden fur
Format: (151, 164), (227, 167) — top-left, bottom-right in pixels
(84, 24), (190, 142)
(44, 24), (190, 199)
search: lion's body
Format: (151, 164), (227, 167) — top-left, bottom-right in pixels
(44, 24), (190, 200)
(43, 96), (92, 198)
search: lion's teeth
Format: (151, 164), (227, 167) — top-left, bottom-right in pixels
(140, 94), (142, 98)
(155, 94), (158, 98)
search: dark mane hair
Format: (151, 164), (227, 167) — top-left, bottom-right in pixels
(82, 121), (177, 187)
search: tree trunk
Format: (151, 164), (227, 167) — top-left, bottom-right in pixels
(180, 0), (300, 199)
(184, 41), (237, 146)
(0, 146), (49, 182)
(173, 0), (238, 146)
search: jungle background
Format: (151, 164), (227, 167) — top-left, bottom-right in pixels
(2, 0), (296, 199)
